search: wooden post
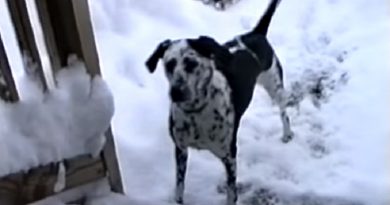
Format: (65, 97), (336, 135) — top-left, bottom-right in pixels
(0, 154), (106, 204)
(0, 173), (22, 205)
(0, 33), (19, 102)
(34, 0), (124, 194)
(102, 128), (124, 193)
(6, 0), (48, 91)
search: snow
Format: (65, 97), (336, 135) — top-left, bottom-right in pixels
(88, 0), (390, 204)
(0, 58), (114, 177)
(1, 0), (389, 204)
(0, 0), (114, 178)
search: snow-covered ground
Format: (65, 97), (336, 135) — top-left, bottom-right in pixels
(89, 0), (390, 204)
(1, 0), (389, 204)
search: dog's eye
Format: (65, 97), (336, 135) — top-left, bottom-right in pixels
(165, 59), (177, 73)
(184, 58), (198, 73)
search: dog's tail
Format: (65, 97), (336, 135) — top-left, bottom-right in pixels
(250, 0), (281, 36)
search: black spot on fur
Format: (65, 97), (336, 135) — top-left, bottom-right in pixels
(183, 122), (190, 132)
(213, 109), (224, 122)
(225, 107), (232, 116)
(177, 121), (191, 134)
(211, 87), (222, 99)
(184, 57), (198, 73)
(166, 59), (177, 74)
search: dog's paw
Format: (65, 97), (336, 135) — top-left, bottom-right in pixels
(175, 199), (183, 205)
(174, 195), (184, 205)
(281, 132), (294, 143)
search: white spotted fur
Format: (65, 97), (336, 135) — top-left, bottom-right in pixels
(170, 67), (235, 158)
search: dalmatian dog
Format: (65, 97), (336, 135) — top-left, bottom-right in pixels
(145, 0), (291, 204)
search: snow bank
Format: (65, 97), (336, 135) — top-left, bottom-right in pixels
(0, 60), (114, 177)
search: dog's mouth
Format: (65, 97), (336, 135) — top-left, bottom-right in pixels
(170, 87), (190, 103)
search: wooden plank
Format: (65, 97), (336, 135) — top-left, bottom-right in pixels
(22, 163), (59, 203)
(70, 0), (124, 193)
(102, 128), (124, 193)
(34, 0), (100, 76)
(64, 156), (106, 190)
(6, 0), (48, 91)
(34, 0), (124, 194)
(71, 0), (101, 77)
(0, 155), (106, 204)
(0, 33), (19, 102)
(33, 0), (62, 81)
(30, 178), (106, 205)
(0, 173), (22, 205)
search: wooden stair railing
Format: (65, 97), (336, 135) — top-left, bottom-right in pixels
(0, 0), (124, 204)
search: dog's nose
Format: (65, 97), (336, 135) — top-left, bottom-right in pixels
(170, 86), (187, 103)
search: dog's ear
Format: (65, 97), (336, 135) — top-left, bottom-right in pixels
(145, 39), (171, 73)
(188, 36), (233, 69)
(188, 36), (219, 58)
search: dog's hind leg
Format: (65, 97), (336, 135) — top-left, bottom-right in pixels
(175, 146), (188, 204)
(266, 86), (294, 143)
(222, 155), (237, 205)
(257, 56), (294, 143)
(273, 86), (294, 143)
(278, 102), (293, 143)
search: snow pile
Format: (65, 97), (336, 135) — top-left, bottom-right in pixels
(0, 60), (114, 177)
(88, 0), (390, 204)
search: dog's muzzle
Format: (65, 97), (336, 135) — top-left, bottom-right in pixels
(170, 85), (189, 103)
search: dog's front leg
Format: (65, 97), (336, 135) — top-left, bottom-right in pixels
(279, 107), (293, 143)
(175, 146), (188, 204)
(222, 155), (237, 205)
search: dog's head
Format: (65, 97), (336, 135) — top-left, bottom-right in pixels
(146, 36), (232, 103)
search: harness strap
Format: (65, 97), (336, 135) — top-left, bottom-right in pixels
(227, 37), (264, 68)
